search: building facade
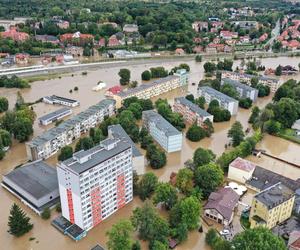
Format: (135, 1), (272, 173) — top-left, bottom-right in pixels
(221, 71), (280, 93)
(173, 97), (214, 126)
(197, 86), (239, 115)
(250, 183), (295, 229)
(222, 78), (259, 102)
(57, 138), (133, 231)
(142, 110), (183, 153)
(112, 69), (188, 108)
(26, 99), (116, 161)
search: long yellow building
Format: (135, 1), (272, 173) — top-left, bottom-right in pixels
(250, 182), (295, 229)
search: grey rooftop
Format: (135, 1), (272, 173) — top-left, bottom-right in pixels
(39, 107), (71, 122)
(198, 86), (238, 103)
(255, 182), (295, 209)
(28, 99), (115, 147)
(143, 110), (181, 137)
(62, 138), (131, 174)
(175, 97), (212, 118)
(3, 160), (58, 199)
(108, 124), (142, 157)
(222, 78), (257, 92)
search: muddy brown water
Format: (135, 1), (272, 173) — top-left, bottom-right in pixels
(0, 56), (300, 250)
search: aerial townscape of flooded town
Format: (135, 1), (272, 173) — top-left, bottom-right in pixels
(0, 1), (300, 250)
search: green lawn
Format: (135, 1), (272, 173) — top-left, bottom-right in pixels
(240, 216), (250, 229)
(277, 129), (300, 144)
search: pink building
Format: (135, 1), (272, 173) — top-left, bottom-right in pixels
(0, 27), (29, 42)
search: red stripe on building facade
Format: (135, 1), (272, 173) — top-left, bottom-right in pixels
(66, 189), (75, 224)
(91, 187), (102, 227)
(117, 173), (126, 209)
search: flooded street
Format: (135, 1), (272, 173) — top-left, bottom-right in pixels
(0, 56), (300, 250)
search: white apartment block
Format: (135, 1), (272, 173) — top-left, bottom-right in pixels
(221, 71), (280, 93)
(26, 99), (116, 161)
(112, 69), (188, 108)
(197, 86), (239, 115)
(173, 97), (214, 126)
(221, 78), (258, 102)
(142, 110), (182, 153)
(57, 138), (133, 231)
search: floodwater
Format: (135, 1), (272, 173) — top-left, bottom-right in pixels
(0, 56), (300, 250)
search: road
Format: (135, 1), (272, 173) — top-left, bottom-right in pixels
(266, 19), (281, 51)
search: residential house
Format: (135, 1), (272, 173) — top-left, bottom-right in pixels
(15, 53), (29, 64)
(228, 157), (256, 184)
(0, 27), (29, 42)
(204, 187), (240, 225)
(288, 231), (300, 250)
(35, 35), (59, 44)
(249, 183), (295, 229)
(220, 30), (238, 40)
(175, 48), (185, 55)
(142, 110), (183, 153)
(192, 21), (208, 32)
(292, 119), (300, 135)
(123, 24), (138, 33)
(60, 32), (94, 46)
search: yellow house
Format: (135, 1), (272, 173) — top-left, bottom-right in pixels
(250, 182), (295, 229)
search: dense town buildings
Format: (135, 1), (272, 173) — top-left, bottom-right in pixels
(57, 138), (133, 231)
(26, 99), (116, 161)
(142, 110), (183, 153)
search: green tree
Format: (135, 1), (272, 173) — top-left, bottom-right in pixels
(58, 146), (73, 161)
(220, 84), (239, 99)
(149, 240), (168, 250)
(195, 55), (202, 62)
(205, 228), (218, 246)
(239, 98), (253, 109)
(248, 106), (260, 124)
(131, 241), (141, 250)
(0, 129), (12, 147)
(203, 62), (216, 73)
(75, 137), (94, 152)
(41, 208), (51, 220)
(118, 68), (131, 85)
(203, 119), (214, 137)
(137, 172), (158, 201)
(273, 98), (299, 128)
(228, 121), (245, 147)
(141, 70), (152, 81)
(131, 201), (169, 243)
(0, 97), (9, 112)
(153, 182), (178, 209)
(195, 96), (206, 109)
(193, 147), (216, 167)
(13, 118), (33, 142)
(106, 220), (134, 250)
(195, 163), (224, 198)
(263, 120), (281, 134)
(275, 65), (282, 76)
(232, 227), (286, 250)
(186, 124), (206, 142)
(175, 168), (194, 195)
(185, 94), (195, 103)
(174, 223), (188, 243)
(128, 102), (143, 120)
(169, 196), (201, 230)
(8, 203), (33, 237)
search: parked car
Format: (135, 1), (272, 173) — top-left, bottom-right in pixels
(220, 229), (230, 236)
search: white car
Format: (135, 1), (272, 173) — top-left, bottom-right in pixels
(220, 229), (230, 236)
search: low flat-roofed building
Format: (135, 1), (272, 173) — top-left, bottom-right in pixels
(142, 110), (183, 153)
(39, 107), (72, 126)
(43, 95), (80, 107)
(173, 97), (213, 126)
(292, 119), (300, 135)
(108, 124), (145, 174)
(222, 78), (258, 102)
(112, 69), (188, 108)
(197, 86), (239, 115)
(250, 183), (295, 229)
(228, 157), (256, 184)
(2, 160), (59, 214)
(204, 187), (240, 226)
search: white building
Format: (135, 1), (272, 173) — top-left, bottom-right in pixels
(26, 99), (116, 161)
(292, 119), (300, 136)
(142, 110), (183, 153)
(108, 124), (145, 175)
(39, 107), (72, 126)
(222, 78), (258, 102)
(228, 157), (256, 184)
(221, 71), (280, 93)
(173, 97), (214, 126)
(112, 69), (188, 108)
(43, 95), (80, 107)
(197, 86), (239, 115)
(57, 138), (133, 231)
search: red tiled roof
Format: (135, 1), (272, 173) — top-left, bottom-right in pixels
(229, 157), (256, 172)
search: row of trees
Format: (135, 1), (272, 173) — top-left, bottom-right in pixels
(0, 75), (30, 89)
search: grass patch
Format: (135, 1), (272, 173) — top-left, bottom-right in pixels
(25, 73), (63, 83)
(277, 129), (300, 144)
(240, 216), (250, 229)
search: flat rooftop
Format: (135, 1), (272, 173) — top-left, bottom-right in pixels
(175, 97), (213, 118)
(39, 107), (71, 122)
(143, 110), (181, 137)
(108, 124), (142, 157)
(3, 160), (58, 200)
(255, 182), (294, 209)
(198, 86), (238, 103)
(61, 138), (131, 174)
(222, 78), (257, 92)
(221, 70), (278, 83)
